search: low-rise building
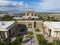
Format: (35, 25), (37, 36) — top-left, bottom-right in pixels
(43, 21), (60, 38)
(0, 21), (17, 39)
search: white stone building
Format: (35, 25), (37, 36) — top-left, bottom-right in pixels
(43, 21), (60, 38)
(0, 21), (17, 39)
(13, 10), (43, 28)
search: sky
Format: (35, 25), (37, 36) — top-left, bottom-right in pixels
(0, 0), (60, 12)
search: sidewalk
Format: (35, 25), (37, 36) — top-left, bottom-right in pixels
(22, 28), (39, 45)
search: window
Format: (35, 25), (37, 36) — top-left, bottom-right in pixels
(35, 15), (36, 16)
(0, 32), (5, 39)
(48, 29), (51, 36)
(34, 22), (36, 28)
(28, 23), (32, 28)
(31, 13), (33, 16)
(9, 30), (12, 37)
(27, 13), (29, 16)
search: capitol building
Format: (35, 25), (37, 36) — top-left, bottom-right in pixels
(13, 10), (43, 28)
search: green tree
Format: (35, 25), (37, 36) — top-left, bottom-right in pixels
(39, 15), (43, 20)
(47, 16), (55, 21)
(2, 15), (13, 21)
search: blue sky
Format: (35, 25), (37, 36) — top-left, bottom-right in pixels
(0, 0), (60, 12)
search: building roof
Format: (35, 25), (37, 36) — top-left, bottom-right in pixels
(45, 22), (60, 28)
(13, 17), (23, 19)
(0, 21), (15, 31)
(44, 21), (60, 31)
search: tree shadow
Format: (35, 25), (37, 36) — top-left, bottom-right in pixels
(18, 24), (28, 35)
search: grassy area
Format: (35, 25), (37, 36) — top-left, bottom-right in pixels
(16, 34), (23, 45)
(37, 34), (55, 45)
(28, 31), (33, 35)
(26, 35), (34, 38)
(10, 34), (23, 45)
(20, 28), (25, 32)
(0, 34), (23, 45)
(37, 34), (44, 41)
(54, 40), (60, 45)
(35, 28), (40, 32)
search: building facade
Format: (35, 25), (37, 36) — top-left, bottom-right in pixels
(0, 21), (17, 39)
(13, 10), (43, 29)
(43, 21), (60, 39)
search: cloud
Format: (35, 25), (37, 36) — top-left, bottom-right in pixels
(28, 0), (60, 12)
(0, 0), (29, 12)
(0, 0), (60, 12)
(39, 0), (60, 12)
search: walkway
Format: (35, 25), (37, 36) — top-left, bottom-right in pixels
(32, 28), (39, 45)
(22, 28), (39, 45)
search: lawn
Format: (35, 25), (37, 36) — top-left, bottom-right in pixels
(35, 28), (40, 32)
(0, 34), (23, 45)
(20, 28), (25, 32)
(28, 31), (33, 35)
(36, 34), (55, 45)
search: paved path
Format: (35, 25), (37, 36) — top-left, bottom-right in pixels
(22, 28), (39, 45)
(22, 35), (36, 45)
(32, 28), (39, 45)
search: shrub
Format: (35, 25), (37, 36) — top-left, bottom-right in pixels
(37, 34), (55, 45)
(26, 35), (34, 39)
(28, 31), (33, 35)
(37, 34), (44, 45)
(35, 28), (40, 32)
(46, 42), (55, 45)
(16, 35), (23, 45)
(37, 34), (44, 41)
(20, 28), (25, 32)
(0, 42), (4, 45)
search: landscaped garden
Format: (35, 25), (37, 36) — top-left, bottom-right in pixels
(26, 31), (34, 38)
(28, 31), (33, 35)
(37, 34), (55, 45)
(20, 28), (25, 32)
(35, 28), (40, 32)
(0, 34), (23, 45)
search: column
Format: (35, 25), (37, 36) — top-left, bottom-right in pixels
(5, 32), (7, 38)
(33, 12), (35, 16)
(32, 21), (34, 28)
(26, 21), (28, 28)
